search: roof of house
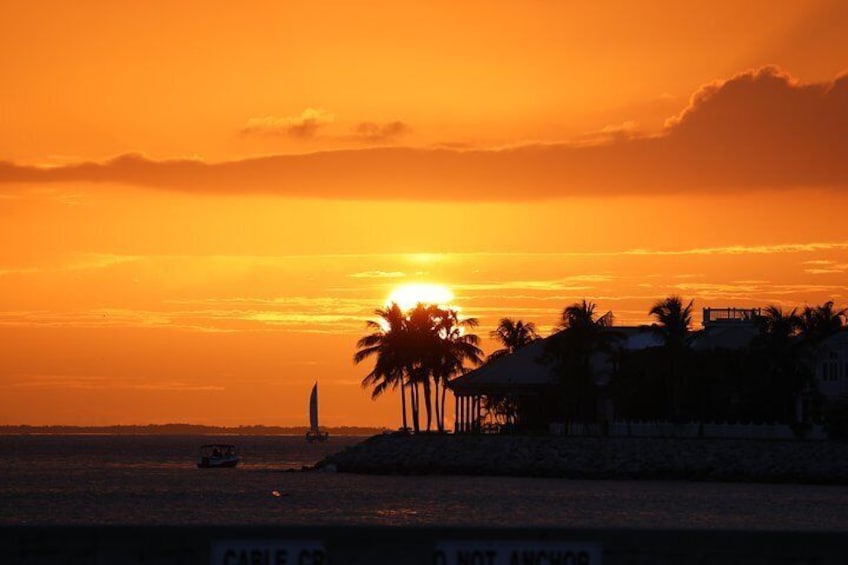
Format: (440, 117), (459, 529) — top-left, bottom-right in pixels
(448, 337), (555, 395)
(616, 326), (665, 350)
(448, 326), (664, 395)
(690, 323), (760, 351)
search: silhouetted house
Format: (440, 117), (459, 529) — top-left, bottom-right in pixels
(449, 337), (555, 432)
(449, 327), (662, 432)
(449, 305), (848, 431)
(815, 330), (848, 400)
(690, 307), (761, 351)
(590, 327), (665, 384)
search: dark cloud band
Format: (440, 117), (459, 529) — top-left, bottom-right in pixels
(2, 67), (845, 200)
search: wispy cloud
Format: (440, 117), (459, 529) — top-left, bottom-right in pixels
(454, 281), (594, 292)
(349, 121), (411, 143)
(673, 282), (848, 298)
(0, 267), (40, 277)
(805, 266), (848, 275)
(72, 242), (848, 260)
(624, 242), (848, 257)
(803, 259), (837, 265)
(240, 110), (409, 145)
(241, 108), (335, 138)
(242, 311), (364, 325)
(67, 253), (141, 271)
(0, 253), (140, 278)
(349, 270), (406, 279)
(0, 309), (223, 332)
(801, 259), (848, 274)
(4, 375), (224, 391)
(0, 295), (377, 334)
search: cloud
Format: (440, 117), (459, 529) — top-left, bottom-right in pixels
(349, 121), (411, 143)
(4, 375), (224, 391)
(803, 259), (838, 265)
(577, 121), (642, 146)
(241, 108), (334, 138)
(806, 267), (848, 274)
(2, 66), (846, 199)
(240, 110), (409, 145)
(0, 267), (40, 277)
(622, 241), (848, 257)
(453, 280), (595, 292)
(800, 259), (848, 274)
(349, 270), (406, 278)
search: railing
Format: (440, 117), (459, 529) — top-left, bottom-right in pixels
(702, 307), (761, 326)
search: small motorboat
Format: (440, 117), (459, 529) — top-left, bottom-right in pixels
(197, 444), (240, 468)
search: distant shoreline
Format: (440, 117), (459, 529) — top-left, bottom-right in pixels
(0, 424), (387, 436)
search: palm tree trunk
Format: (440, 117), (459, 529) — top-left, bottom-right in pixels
(400, 378), (408, 430)
(433, 378), (441, 431)
(439, 380), (448, 432)
(423, 378), (433, 431)
(411, 381), (421, 433)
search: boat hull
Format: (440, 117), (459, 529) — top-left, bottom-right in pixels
(305, 431), (329, 443)
(197, 457), (240, 468)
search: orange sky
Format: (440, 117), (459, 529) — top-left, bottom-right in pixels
(1, 1), (847, 426)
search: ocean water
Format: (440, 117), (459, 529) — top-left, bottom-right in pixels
(2, 434), (848, 530)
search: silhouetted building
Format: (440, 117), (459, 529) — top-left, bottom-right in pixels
(449, 337), (555, 432)
(815, 330), (848, 400)
(449, 327), (662, 432)
(450, 305), (836, 433)
(691, 307), (761, 351)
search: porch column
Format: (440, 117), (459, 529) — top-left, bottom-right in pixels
(454, 394), (459, 433)
(464, 395), (470, 432)
(459, 395), (466, 432)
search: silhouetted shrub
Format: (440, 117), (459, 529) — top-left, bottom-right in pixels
(823, 399), (848, 440)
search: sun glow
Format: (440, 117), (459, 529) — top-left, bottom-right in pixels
(386, 283), (455, 311)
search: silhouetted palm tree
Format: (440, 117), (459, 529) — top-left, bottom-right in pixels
(799, 301), (846, 345)
(559, 299), (610, 332)
(356, 302), (483, 433)
(648, 295), (694, 420)
(488, 318), (540, 360)
(754, 304), (804, 422)
(758, 305), (801, 339)
(649, 295), (694, 350)
(405, 303), (442, 432)
(435, 309), (483, 431)
(547, 300), (620, 421)
(354, 303), (410, 430)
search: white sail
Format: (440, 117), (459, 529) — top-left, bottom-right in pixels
(309, 382), (319, 432)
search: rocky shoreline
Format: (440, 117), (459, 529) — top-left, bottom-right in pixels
(314, 433), (848, 484)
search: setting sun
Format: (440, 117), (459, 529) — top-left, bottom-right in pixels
(386, 283), (455, 311)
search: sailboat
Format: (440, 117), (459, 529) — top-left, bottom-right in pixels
(306, 382), (329, 442)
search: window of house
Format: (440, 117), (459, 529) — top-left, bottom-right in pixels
(823, 362), (839, 382)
